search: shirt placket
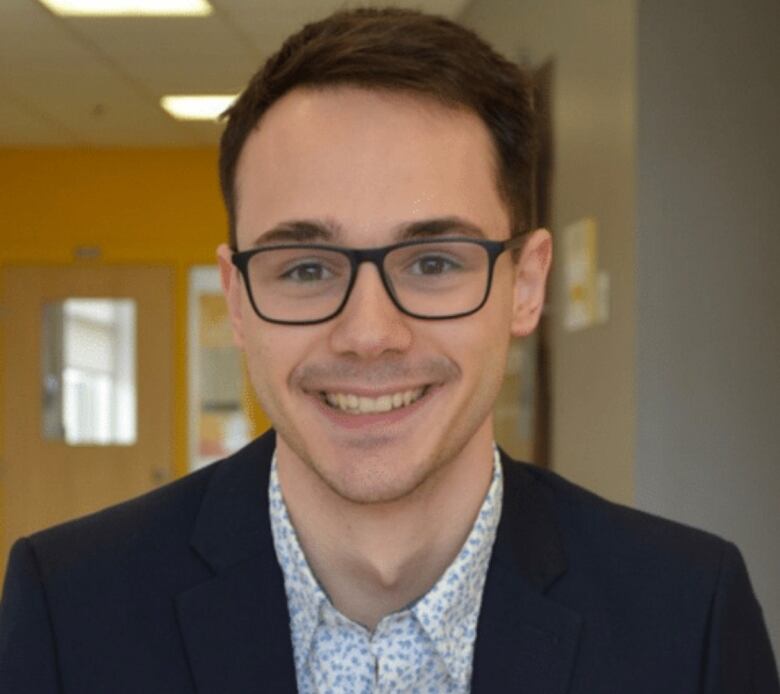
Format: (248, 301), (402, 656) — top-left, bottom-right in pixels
(370, 613), (418, 694)
(310, 605), (376, 694)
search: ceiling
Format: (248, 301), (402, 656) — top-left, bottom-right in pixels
(0, 0), (472, 146)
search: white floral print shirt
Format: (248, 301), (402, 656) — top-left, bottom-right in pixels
(269, 447), (503, 693)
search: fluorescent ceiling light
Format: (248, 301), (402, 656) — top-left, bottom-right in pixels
(161, 95), (237, 121)
(39, 0), (213, 17)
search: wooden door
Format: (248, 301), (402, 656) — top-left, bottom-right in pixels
(1, 264), (173, 576)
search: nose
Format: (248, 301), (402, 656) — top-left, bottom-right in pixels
(328, 263), (413, 359)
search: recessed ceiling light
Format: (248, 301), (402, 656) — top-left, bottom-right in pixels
(38, 0), (213, 17)
(160, 95), (237, 121)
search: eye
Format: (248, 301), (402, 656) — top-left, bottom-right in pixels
(280, 261), (333, 282)
(408, 254), (462, 276)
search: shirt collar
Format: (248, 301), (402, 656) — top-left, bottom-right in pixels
(269, 446), (503, 686)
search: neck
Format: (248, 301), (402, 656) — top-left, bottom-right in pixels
(276, 431), (495, 631)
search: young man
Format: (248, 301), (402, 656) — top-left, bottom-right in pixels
(1, 8), (777, 694)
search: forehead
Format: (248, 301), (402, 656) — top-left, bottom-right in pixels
(233, 87), (509, 247)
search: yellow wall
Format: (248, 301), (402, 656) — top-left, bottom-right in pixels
(0, 147), (269, 547)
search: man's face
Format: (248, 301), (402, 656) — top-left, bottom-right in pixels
(218, 87), (550, 504)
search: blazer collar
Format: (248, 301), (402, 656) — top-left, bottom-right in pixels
(176, 430), (298, 693)
(492, 450), (568, 590)
(470, 450), (582, 693)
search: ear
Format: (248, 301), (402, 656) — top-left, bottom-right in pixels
(510, 228), (553, 337)
(216, 243), (246, 349)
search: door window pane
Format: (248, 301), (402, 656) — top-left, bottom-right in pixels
(42, 299), (137, 445)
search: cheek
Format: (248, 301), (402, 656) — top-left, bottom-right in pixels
(433, 309), (511, 387)
(241, 322), (320, 399)
(239, 322), (289, 408)
(448, 291), (514, 397)
(241, 338), (277, 416)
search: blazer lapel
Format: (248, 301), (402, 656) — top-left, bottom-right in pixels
(471, 454), (582, 694)
(175, 431), (298, 694)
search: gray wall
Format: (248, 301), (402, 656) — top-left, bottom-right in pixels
(636, 0), (780, 657)
(460, 0), (638, 505)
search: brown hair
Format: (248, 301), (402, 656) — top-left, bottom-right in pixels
(219, 7), (537, 249)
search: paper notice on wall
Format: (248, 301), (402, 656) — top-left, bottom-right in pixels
(563, 217), (599, 331)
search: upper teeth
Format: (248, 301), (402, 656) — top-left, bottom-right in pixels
(324, 388), (425, 414)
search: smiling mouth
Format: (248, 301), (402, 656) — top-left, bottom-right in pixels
(320, 386), (430, 414)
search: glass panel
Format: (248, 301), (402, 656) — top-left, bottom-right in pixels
(188, 267), (252, 471)
(42, 298), (137, 445)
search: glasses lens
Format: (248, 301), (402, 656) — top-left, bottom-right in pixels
(385, 241), (490, 317)
(247, 247), (351, 322)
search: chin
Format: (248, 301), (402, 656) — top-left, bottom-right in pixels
(322, 474), (429, 506)
(310, 449), (438, 506)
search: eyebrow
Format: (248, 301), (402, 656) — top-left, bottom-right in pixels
(398, 217), (487, 240)
(251, 219), (342, 246)
(251, 215), (487, 247)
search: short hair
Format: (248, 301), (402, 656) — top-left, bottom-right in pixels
(219, 7), (537, 249)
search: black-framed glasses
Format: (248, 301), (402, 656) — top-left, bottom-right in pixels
(231, 235), (528, 325)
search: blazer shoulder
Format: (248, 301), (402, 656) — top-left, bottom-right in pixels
(503, 458), (729, 576)
(24, 459), (218, 578)
(500, 459), (780, 689)
(23, 431), (277, 580)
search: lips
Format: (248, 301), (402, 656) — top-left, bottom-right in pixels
(322, 387), (428, 414)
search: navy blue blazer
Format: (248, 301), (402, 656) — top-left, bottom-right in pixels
(1, 429), (777, 693)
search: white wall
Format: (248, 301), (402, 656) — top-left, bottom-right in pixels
(636, 0), (780, 658)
